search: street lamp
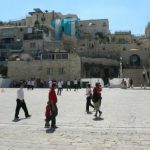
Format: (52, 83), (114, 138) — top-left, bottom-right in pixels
(120, 57), (123, 78)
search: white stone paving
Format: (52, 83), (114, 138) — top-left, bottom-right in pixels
(0, 88), (150, 150)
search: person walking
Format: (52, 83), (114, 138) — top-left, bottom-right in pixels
(45, 82), (58, 128)
(74, 79), (78, 91)
(86, 84), (94, 113)
(31, 79), (35, 90)
(14, 84), (31, 120)
(66, 80), (71, 91)
(45, 102), (52, 128)
(48, 79), (52, 88)
(92, 82), (102, 117)
(57, 80), (62, 95)
(129, 78), (133, 88)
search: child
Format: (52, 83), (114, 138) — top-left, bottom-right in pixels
(45, 103), (52, 128)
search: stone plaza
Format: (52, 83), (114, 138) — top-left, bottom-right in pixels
(0, 87), (150, 150)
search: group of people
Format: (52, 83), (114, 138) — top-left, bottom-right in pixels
(27, 79), (35, 90)
(14, 82), (58, 129)
(49, 79), (82, 96)
(121, 78), (133, 89)
(86, 82), (102, 117)
(14, 81), (103, 129)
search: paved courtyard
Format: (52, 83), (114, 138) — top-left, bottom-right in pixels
(0, 87), (150, 150)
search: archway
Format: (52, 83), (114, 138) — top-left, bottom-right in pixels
(130, 54), (140, 66)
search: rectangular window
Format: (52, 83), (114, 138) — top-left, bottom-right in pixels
(47, 68), (53, 75)
(56, 54), (61, 59)
(30, 42), (35, 48)
(42, 54), (46, 59)
(48, 54), (52, 60)
(62, 53), (68, 59)
(58, 67), (64, 75)
(42, 54), (54, 60)
(52, 54), (55, 60)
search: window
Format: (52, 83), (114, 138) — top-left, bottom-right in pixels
(47, 54), (52, 60)
(47, 68), (53, 75)
(56, 54), (61, 59)
(123, 47), (126, 51)
(43, 54), (54, 60)
(20, 28), (23, 32)
(43, 53), (68, 60)
(62, 54), (68, 59)
(41, 17), (46, 22)
(103, 22), (107, 27)
(48, 54), (52, 59)
(58, 68), (64, 75)
(130, 54), (140, 66)
(52, 54), (55, 60)
(30, 42), (36, 48)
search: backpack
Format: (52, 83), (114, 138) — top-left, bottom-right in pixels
(92, 93), (102, 103)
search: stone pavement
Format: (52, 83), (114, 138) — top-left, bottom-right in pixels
(0, 88), (150, 150)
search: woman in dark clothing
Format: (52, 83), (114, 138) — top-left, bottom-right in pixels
(86, 84), (94, 113)
(92, 82), (102, 117)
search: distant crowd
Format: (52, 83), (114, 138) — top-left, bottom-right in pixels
(10, 78), (83, 90)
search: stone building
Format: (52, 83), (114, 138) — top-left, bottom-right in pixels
(10, 9), (60, 27)
(8, 51), (81, 81)
(0, 26), (24, 62)
(112, 31), (132, 44)
(145, 22), (150, 38)
(79, 19), (110, 38)
(1, 9), (150, 86)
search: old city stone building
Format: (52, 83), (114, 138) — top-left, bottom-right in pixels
(8, 52), (81, 81)
(1, 9), (150, 85)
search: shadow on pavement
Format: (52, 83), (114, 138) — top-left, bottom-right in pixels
(46, 126), (58, 133)
(46, 128), (56, 133)
(86, 111), (93, 114)
(93, 117), (104, 121)
(12, 118), (26, 122)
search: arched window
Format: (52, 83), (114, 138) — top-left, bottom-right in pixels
(130, 54), (140, 66)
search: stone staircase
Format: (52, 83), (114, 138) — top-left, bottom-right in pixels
(123, 68), (150, 87)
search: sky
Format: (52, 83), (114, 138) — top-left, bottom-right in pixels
(0, 0), (150, 35)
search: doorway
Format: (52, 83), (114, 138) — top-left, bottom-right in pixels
(103, 68), (109, 85)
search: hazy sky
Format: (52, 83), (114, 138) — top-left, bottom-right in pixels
(0, 0), (150, 35)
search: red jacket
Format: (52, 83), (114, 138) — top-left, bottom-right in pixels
(93, 86), (102, 96)
(49, 88), (57, 104)
(45, 104), (52, 116)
